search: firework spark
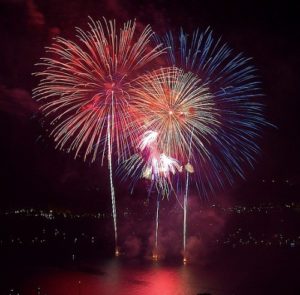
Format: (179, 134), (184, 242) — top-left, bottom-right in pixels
(122, 128), (184, 260)
(132, 67), (217, 166)
(122, 129), (183, 198)
(34, 18), (163, 161)
(154, 28), (269, 262)
(123, 65), (215, 199)
(154, 29), (267, 192)
(33, 18), (164, 254)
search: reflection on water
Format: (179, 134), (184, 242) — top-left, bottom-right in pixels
(22, 258), (221, 295)
(19, 251), (300, 295)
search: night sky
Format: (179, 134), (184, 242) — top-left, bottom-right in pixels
(0, 0), (299, 211)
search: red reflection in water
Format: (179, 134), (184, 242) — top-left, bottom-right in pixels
(21, 259), (215, 295)
(145, 269), (182, 294)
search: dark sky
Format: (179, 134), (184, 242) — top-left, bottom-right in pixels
(0, 0), (299, 210)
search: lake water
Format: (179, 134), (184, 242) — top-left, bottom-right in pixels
(10, 249), (299, 295)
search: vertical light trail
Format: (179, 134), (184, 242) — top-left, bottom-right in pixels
(183, 128), (194, 264)
(183, 170), (189, 264)
(153, 196), (160, 260)
(107, 114), (119, 256)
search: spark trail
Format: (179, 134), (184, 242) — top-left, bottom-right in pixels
(183, 129), (194, 263)
(107, 115), (118, 255)
(33, 18), (164, 255)
(153, 197), (160, 260)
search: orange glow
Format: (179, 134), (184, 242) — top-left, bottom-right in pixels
(152, 247), (159, 261)
(152, 254), (159, 261)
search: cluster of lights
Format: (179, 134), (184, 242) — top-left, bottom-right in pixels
(0, 227), (98, 248)
(217, 229), (300, 248)
(1, 209), (110, 219)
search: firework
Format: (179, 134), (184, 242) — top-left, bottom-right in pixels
(122, 128), (184, 259)
(132, 67), (217, 167)
(124, 66), (216, 259)
(154, 29), (267, 191)
(33, 18), (164, 255)
(138, 130), (182, 260)
(139, 130), (182, 193)
(126, 65), (216, 199)
(153, 29), (268, 262)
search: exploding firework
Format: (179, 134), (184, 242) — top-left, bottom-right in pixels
(122, 128), (185, 260)
(154, 29), (267, 191)
(34, 18), (163, 161)
(132, 67), (216, 166)
(33, 17), (164, 254)
(125, 130), (182, 195)
(153, 28), (269, 262)
(124, 66), (217, 194)
(122, 128), (184, 259)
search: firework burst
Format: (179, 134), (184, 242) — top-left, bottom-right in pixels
(33, 17), (164, 254)
(33, 18), (163, 161)
(153, 28), (269, 262)
(132, 67), (217, 165)
(154, 29), (268, 193)
(123, 129), (183, 198)
(122, 66), (215, 259)
(123, 66), (220, 201)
